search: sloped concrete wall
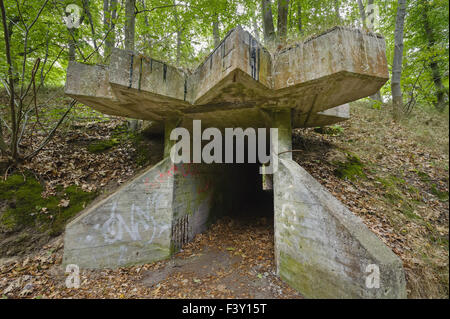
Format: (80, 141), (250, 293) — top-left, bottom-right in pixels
(63, 158), (175, 268)
(273, 158), (406, 298)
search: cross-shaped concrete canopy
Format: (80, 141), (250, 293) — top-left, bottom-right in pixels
(65, 26), (388, 132)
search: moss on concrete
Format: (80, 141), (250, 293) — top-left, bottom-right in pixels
(278, 251), (355, 299)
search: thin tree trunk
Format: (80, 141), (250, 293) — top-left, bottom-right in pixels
(82, 0), (98, 51)
(125, 0), (139, 131)
(173, 1), (181, 65)
(334, 0), (340, 22)
(103, 0), (110, 54)
(358, 0), (382, 102)
(104, 0), (117, 58)
(125, 0), (136, 51)
(367, 0), (375, 28)
(103, 0), (109, 28)
(357, 0), (366, 28)
(261, 0), (275, 44)
(391, 0), (407, 121)
(140, 0), (152, 54)
(176, 28), (181, 65)
(68, 28), (76, 61)
(0, 0), (15, 158)
(422, 0), (447, 110)
(277, 0), (289, 44)
(253, 16), (260, 42)
(297, 0), (302, 34)
(213, 19), (220, 47)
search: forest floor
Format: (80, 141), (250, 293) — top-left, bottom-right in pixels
(0, 90), (448, 299)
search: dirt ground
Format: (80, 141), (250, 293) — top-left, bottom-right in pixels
(0, 216), (301, 299)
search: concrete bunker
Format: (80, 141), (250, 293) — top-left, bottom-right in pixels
(63, 26), (406, 298)
(170, 161), (274, 251)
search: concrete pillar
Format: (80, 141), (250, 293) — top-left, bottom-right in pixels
(163, 117), (181, 158)
(270, 109), (292, 160)
(268, 108), (292, 273)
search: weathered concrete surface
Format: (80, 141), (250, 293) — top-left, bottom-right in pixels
(63, 158), (240, 268)
(63, 158), (174, 268)
(295, 103), (350, 128)
(268, 109), (406, 298)
(65, 26), (388, 131)
(273, 158), (406, 298)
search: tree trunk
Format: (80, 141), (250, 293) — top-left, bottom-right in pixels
(391, 0), (407, 121)
(358, 0), (382, 102)
(103, 0), (109, 28)
(140, 0), (152, 54)
(334, 0), (340, 22)
(125, 0), (139, 131)
(277, 0), (289, 44)
(213, 18), (220, 47)
(253, 16), (260, 42)
(68, 28), (76, 61)
(82, 0), (98, 51)
(173, 1), (181, 65)
(103, 0), (110, 55)
(422, 0), (447, 110)
(261, 0), (275, 44)
(357, 0), (366, 28)
(104, 0), (117, 58)
(367, 0), (376, 28)
(297, 0), (302, 34)
(125, 0), (136, 51)
(0, 0), (16, 158)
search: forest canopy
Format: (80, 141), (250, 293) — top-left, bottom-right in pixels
(0, 0), (448, 98)
(0, 0), (448, 163)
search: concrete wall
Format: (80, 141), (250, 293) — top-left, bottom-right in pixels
(273, 158), (406, 298)
(171, 163), (233, 250)
(63, 158), (175, 268)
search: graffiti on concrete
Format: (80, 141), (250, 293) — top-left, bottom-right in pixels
(143, 163), (210, 195)
(91, 197), (171, 245)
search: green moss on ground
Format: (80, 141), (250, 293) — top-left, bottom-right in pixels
(333, 153), (366, 180)
(376, 175), (422, 220)
(0, 173), (97, 235)
(131, 133), (152, 166)
(87, 138), (120, 153)
(430, 184), (449, 201)
(86, 123), (154, 167)
(314, 125), (344, 136)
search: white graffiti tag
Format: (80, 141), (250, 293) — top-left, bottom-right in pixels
(101, 198), (170, 244)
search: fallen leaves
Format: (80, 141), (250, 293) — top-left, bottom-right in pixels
(292, 102), (449, 298)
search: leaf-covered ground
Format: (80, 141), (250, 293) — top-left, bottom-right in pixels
(0, 216), (300, 299)
(292, 101), (449, 298)
(0, 96), (448, 298)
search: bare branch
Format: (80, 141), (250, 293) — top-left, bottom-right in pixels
(135, 4), (185, 15)
(24, 100), (77, 161)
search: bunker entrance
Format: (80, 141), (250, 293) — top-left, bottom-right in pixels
(220, 163), (274, 221)
(171, 161), (274, 252)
